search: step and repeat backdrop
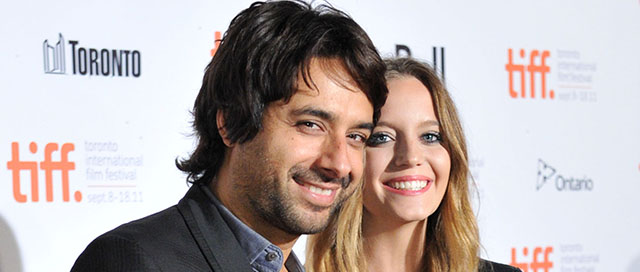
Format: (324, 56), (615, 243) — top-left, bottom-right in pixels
(2, 0), (639, 271)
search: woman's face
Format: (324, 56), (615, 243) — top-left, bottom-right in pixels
(363, 76), (451, 224)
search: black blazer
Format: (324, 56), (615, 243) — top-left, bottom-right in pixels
(72, 184), (521, 272)
(480, 259), (522, 272)
(71, 185), (253, 272)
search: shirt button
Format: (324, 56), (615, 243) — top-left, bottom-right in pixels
(266, 252), (278, 262)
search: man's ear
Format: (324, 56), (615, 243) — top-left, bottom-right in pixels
(217, 110), (233, 147)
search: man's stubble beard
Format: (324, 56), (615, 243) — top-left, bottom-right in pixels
(232, 140), (355, 235)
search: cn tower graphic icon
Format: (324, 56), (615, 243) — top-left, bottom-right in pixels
(43, 33), (65, 74)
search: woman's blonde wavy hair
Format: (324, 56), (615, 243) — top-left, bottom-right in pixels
(306, 57), (480, 272)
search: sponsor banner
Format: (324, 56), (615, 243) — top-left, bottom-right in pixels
(536, 159), (594, 192)
(1, 1), (639, 271)
(43, 33), (142, 78)
(394, 44), (446, 80)
(6, 140), (146, 204)
(510, 244), (601, 272)
(505, 48), (598, 103)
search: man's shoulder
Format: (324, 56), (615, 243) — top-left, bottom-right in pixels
(71, 205), (208, 271)
(99, 205), (187, 244)
(88, 184), (210, 249)
(479, 259), (522, 272)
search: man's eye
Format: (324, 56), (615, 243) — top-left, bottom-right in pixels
(297, 121), (319, 129)
(347, 133), (367, 144)
(366, 133), (392, 147)
(302, 121), (317, 128)
(421, 132), (442, 144)
(296, 121), (324, 135)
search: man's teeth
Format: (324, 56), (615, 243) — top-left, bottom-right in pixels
(308, 185), (333, 196)
(388, 180), (428, 191)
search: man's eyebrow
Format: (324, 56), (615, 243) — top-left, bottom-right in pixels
(291, 107), (334, 121)
(291, 107), (374, 131)
(356, 122), (374, 132)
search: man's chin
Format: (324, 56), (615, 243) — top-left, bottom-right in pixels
(284, 206), (337, 235)
(290, 218), (332, 235)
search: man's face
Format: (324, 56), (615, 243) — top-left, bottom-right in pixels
(229, 59), (374, 235)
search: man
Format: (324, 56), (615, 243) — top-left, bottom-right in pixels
(71, 1), (387, 271)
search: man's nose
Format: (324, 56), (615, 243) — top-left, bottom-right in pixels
(316, 136), (352, 180)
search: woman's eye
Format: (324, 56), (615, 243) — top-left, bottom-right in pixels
(366, 133), (392, 147)
(421, 132), (442, 144)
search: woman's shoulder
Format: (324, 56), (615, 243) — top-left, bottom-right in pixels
(479, 259), (522, 272)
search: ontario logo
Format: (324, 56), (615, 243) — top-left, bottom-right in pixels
(6, 142), (82, 203)
(537, 159), (593, 191)
(511, 246), (554, 272)
(43, 33), (141, 77)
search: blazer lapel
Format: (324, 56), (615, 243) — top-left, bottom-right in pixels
(177, 185), (254, 272)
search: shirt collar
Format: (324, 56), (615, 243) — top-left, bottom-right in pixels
(202, 184), (304, 272)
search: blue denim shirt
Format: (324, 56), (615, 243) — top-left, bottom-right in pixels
(203, 186), (304, 272)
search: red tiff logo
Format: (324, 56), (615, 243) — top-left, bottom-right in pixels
(210, 31), (222, 57)
(6, 142), (82, 203)
(506, 49), (555, 99)
(510, 246), (553, 272)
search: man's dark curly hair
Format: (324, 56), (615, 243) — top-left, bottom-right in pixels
(176, 0), (388, 185)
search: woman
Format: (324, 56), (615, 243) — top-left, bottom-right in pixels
(306, 58), (519, 272)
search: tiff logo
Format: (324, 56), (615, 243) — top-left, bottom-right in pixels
(395, 44), (445, 81)
(506, 49), (555, 99)
(6, 142), (82, 203)
(210, 31), (222, 57)
(511, 246), (553, 272)
(43, 33), (65, 74)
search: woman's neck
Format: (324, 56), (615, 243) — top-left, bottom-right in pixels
(362, 211), (427, 272)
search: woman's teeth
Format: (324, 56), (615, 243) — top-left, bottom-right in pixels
(388, 180), (428, 191)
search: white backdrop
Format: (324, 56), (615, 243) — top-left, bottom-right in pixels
(1, 1), (639, 271)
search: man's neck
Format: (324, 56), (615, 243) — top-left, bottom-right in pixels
(210, 170), (299, 262)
